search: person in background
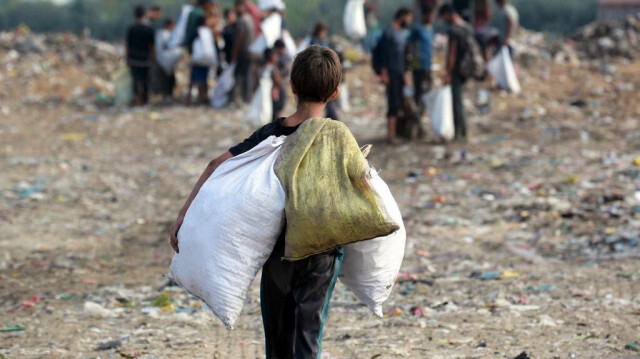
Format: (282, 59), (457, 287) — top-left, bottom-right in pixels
(439, 4), (472, 141)
(126, 5), (155, 106)
(222, 8), (236, 65)
(408, 4), (435, 115)
(473, 0), (491, 29)
(363, 1), (381, 53)
(378, 7), (413, 144)
(473, 0), (499, 61)
(156, 18), (177, 102)
(244, 0), (262, 37)
(309, 21), (330, 47)
(452, 0), (472, 22)
(273, 39), (291, 77)
(263, 48), (284, 122)
(231, 0), (255, 104)
(184, 0), (215, 105)
(494, 0), (519, 57)
(147, 4), (164, 31)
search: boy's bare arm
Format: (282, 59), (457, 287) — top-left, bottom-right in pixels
(170, 151), (234, 253)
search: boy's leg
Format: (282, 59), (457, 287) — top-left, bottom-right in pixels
(291, 248), (343, 359)
(386, 74), (402, 142)
(451, 73), (466, 139)
(261, 242), (296, 359)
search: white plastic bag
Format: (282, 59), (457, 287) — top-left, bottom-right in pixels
(211, 63), (236, 108)
(340, 168), (405, 317)
(282, 30), (298, 59)
(112, 65), (132, 107)
(338, 82), (350, 113)
(297, 36), (312, 54)
(169, 136), (286, 329)
(245, 69), (273, 127)
(191, 27), (218, 67)
(168, 5), (193, 49)
(250, 13), (283, 56)
(343, 0), (367, 40)
(424, 85), (454, 141)
(156, 30), (183, 75)
(487, 46), (521, 94)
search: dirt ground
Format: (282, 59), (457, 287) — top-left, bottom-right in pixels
(1, 35), (640, 359)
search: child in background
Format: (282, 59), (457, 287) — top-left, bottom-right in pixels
(263, 48), (285, 122)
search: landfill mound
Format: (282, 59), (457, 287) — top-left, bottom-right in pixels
(1, 21), (640, 359)
(571, 12), (640, 60)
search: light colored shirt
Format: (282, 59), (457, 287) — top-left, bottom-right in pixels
(495, 4), (519, 42)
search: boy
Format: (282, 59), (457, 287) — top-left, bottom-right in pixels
(408, 5), (435, 115)
(378, 7), (414, 143)
(170, 45), (343, 358)
(263, 48), (285, 122)
(440, 4), (472, 141)
(126, 5), (155, 106)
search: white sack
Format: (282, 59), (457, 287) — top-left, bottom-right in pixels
(156, 30), (183, 75)
(211, 63), (236, 108)
(338, 82), (351, 113)
(259, 0), (285, 11)
(282, 30), (298, 59)
(245, 70), (273, 127)
(112, 65), (132, 107)
(424, 85), (454, 141)
(169, 136), (286, 329)
(191, 27), (218, 67)
(168, 5), (193, 49)
(250, 14), (283, 56)
(340, 168), (406, 317)
(487, 46), (521, 94)
(297, 36), (312, 54)
(343, 0), (367, 40)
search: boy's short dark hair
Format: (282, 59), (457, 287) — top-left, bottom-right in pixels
(421, 4), (434, 15)
(223, 8), (234, 19)
(274, 39), (286, 49)
(291, 45), (341, 103)
(394, 7), (411, 20)
(134, 5), (146, 19)
(164, 18), (174, 27)
(439, 4), (454, 16)
(264, 48), (274, 62)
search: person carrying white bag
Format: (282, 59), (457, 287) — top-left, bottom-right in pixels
(170, 46), (397, 359)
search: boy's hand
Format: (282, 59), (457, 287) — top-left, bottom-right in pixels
(170, 213), (184, 253)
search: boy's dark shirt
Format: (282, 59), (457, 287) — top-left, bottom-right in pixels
(448, 23), (472, 75)
(127, 23), (155, 66)
(229, 118), (299, 156)
(380, 27), (407, 76)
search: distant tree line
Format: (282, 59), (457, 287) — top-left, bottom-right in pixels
(0, 0), (597, 41)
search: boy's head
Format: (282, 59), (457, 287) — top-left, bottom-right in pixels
(274, 39), (286, 55)
(134, 5), (146, 20)
(224, 8), (236, 23)
(264, 48), (277, 64)
(148, 5), (163, 20)
(164, 18), (175, 31)
(291, 45), (341, 103)
(312, 21), (329, 40)
(495, 0), (507, 8)
(234, 0), (247, 14)
(421, 4), (435, 24)
(438, 4), (455, 24)
(394, 7), (413, 28)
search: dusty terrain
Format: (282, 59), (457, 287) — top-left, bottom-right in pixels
(1, 31), (640, 359)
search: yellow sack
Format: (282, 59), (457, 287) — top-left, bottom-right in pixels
(275, 118), (399, 260)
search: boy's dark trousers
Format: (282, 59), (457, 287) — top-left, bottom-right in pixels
(412, 68), (432, 115)
(451, 72), (467, 139)
(130, 65), (150, 104)
(260, 233), (343, 359)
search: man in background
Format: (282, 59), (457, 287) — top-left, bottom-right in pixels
(126, 5), (155, 106)
(494, 0), (519, 57)
(222, 8), (236, 65)
(231, 0), (255, 104)
(440, 4), (473, 141)
(378, 7), (413, 144)
(409, 4), (435, 115)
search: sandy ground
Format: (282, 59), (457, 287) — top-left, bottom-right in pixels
(1, 39), (640, 359)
